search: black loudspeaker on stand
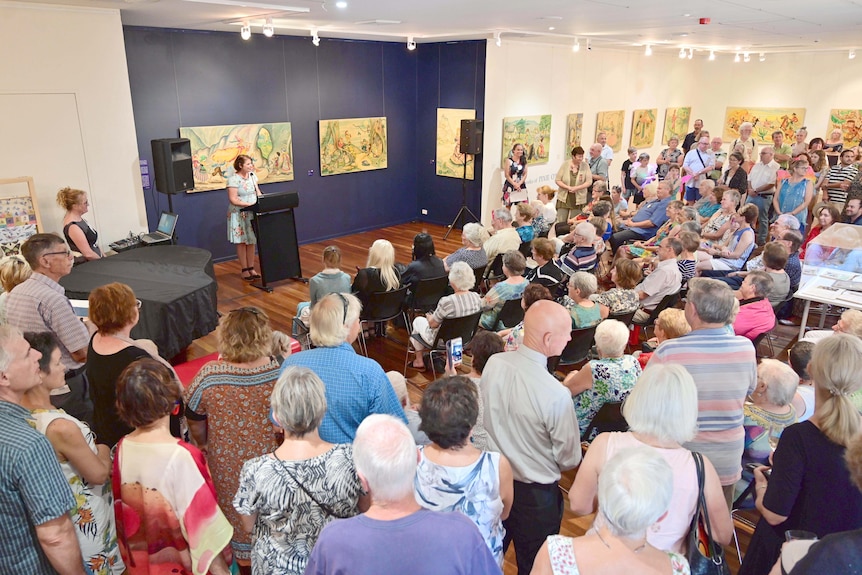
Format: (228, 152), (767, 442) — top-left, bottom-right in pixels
(151, 138), (194, 215)
(444, 119), (483, 240)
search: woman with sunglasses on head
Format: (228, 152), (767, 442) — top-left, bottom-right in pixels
(184, 306), (281, 575)
(774, 158), (815, 234)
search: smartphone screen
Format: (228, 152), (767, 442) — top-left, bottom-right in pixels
(446, 337), (463, 369)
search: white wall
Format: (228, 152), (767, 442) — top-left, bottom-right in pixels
(0, 2), (147, 249)
(481, 40), (862, 222)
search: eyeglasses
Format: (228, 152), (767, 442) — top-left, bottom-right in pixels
(335, 293), (349, 324)
(43, 250), (72, 259)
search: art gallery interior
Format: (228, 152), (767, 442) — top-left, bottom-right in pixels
(1, 0), (860, 260)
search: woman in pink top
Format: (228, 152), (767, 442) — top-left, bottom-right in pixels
(569, 364), (732, 553)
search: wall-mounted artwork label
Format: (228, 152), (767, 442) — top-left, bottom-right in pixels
(565, 113), (583, 153)
(661, 107), (691, 145)
(827, 109), (862, 147)
(179, 123), (294, 192)
(631, 109), (658, 148)
(595, 111), (624, 153)
(319, 117), (388, 176)
(436, 108), (476, 180)
(502, 115), (552, 167)
(723, 107), (806, 144)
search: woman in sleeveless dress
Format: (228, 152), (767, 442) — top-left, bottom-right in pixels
(227, 154), (263, 281)
(774, 158), (814, 234)
(502, 142), (528, 207)
(57, 187), (102, 263)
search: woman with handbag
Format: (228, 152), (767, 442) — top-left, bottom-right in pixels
(234, 366), (364, 575)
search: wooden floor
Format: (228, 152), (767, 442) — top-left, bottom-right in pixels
(182, 221), (828, 575)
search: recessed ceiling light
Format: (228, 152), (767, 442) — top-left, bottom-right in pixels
(548, 26), (555, 31)
(336, 0), (347, 7)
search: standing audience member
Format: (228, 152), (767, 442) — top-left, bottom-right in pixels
(731, 122), (758, 169)
(682, 136), (716, 204)
(184, 306), (281, 572)
(772, 130), (793, 169)
(708, 136), (727, 180)
(414, 376), (514, 566)
(481, 301), (582, 574)
(113, 358), (233, 575)
(7, 233), (93, 425)
(305, 414), (501, 575)
(0, 325), (87, 574)
(555, 147), (593, 222)
(233, 366), (363, 575)
(0, 254), (31, 324)
(719, 151), (749, 197)
(632, 237), (682, 323)
(747, 146), (781, 244)
(657, 136), (684, 181)
(649, 278), (757, 507)
(821, 148), (859, 210)
(588, 143), (610, 190)
(444, 222), (489, 271)
(774, 158), (815, 233)
(682, 119), (704, 154)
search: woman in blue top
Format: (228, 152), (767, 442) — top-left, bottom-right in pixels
(227, 154), (263, 281)
(773, 158), (814, 234)
(696, 203), (757, 273)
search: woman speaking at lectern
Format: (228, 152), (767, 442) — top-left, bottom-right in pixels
(227, 154), (263, 281)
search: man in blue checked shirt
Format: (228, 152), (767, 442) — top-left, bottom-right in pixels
(279, 292), (406, 443)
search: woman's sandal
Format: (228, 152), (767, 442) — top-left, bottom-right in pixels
(241, 267), (255, 281)
(248, 269), (261, 279)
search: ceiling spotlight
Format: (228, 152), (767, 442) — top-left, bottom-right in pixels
(734, 53), (740, 63)
(573, 37), (580, 52)
(407, 36), (416, 51)
(679, 47), (686, 59)
(240, 23), (251, 40)
(586, 39), (592, 51)
(311, 28), (320, 46)
(335, 1), (347, 7)
(709, 50), (715, 61)
(850, 50), (857, 60)
(688, 48), (694, 59)
(493, 31), (501, 47)
(262, 17), (274, 37)
(759, 52), (766, 62)
(644, 44), (652, 56)
(548, 26), (555, 31)
(743, 52), (750, 62)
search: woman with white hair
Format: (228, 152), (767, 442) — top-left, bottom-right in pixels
(570, 364), (732, 554)
(409, 261), (481, 370)
(234, 366), (364, 575)
(801, 308), (862, 343)
(443, 222), (489, 271)
(732, 121), (758, 170)
(533, 448), (690, 575)
(564, 271), (608, 329)
(563, 319), (642, 439)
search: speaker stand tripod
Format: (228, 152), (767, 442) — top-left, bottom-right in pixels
(444, 154), (480, 240)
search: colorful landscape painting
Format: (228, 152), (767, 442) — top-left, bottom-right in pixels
(596, 110), (625, 152)
(319, 117), (388, 176)
(723, 107), (806, 144)
(827, 109), (862, 147)
(501, 115), (552, 167)
(179, 122), (294, 192)
(631, 109), (657, 148)
(565, 113), (583, 153)
(436, 108), (475, 180)
(661, 107), (691, 145)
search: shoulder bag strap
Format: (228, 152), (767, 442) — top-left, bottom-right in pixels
(272, 451), (351, 519)
(692, 452), (724, 566)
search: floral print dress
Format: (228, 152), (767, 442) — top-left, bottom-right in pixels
(545, 535), (691, 574)
(574, 355), (642, 439)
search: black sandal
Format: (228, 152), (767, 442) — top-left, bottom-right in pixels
(241, 267), (255, 281)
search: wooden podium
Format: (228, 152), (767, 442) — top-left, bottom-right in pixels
(243, 191), (303, 292)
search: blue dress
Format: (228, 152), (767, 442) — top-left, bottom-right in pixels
(413, 447), (505, 565)
(777, 178), (809, 229)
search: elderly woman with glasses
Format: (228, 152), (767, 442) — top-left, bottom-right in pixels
(183, 306), (281, 574)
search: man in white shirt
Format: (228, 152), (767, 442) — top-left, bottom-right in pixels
(747, 146), (781, 244)
(597, 132), (613, 168)
(682, 136), (716, 204)
(633, 237), (683, 322)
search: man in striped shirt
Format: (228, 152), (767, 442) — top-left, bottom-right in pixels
(822, 149), (859, 209)
(648, 278), (757, 508)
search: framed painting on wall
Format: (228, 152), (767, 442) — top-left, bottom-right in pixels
(723, 107), (806, 144)
(661, 107), (691, 145)
(630, 109), (657, 148)
(179, 122), (294, 192)
(596, 110), (625, 152)
(501, 115), (552, 167)
(436, 108), (475, 180)
(319, 117), (388, 176)
(565, 113), (583, 154)
(827, 109), (862, 147)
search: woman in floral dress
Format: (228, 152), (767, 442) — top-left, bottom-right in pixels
(227, 154), (263, 281)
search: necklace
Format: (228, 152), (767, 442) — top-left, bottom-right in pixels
(595, 528), (648, 554)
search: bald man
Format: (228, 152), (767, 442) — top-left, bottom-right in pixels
(480, 300), (581, 574)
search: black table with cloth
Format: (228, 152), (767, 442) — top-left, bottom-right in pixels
(59, 246), (218, 360)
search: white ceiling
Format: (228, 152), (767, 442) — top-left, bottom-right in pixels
(21, 0), (862, 56)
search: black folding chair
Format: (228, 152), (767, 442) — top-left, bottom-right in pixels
(752, 319), (777, 358)
(607, 310), (636, 327)
(518, 241), (533, 259)
(632, 291), (680, 339)
(358, 286), (409, 356)
(497, 298), (525, 329)
(405, 275), (450, 322)
(482, 253), (505, 291)
(581, 401), (628, 441)
(471, 264), (488, 294)
(405, 311), (482, 380)
(548, 325), (598, 373)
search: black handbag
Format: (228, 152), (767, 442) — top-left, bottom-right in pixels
(686, 452), (731, 575)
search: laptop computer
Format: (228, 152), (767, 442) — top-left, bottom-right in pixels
(141, 211), (178, 244)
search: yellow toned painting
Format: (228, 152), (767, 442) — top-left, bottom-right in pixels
(501, 115), (552, 167)
(565, 113), (583, 153)
(827, 109), (862, 147)
(631, 109), (657, 148)
(179, 122), (294, 192)
(661, 107), (691, 144)
(319, 117), (387, 176)
(723, 107), (806, 144)
(436, 108), (475, 180)
(596, 110), (625, 152)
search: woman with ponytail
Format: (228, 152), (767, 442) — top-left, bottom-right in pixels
(739, 333), (862, 575)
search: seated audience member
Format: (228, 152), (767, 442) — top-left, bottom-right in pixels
(616, 200), (685, 260)
(305, 414), (500, 575)
(618, 181), (656, 219)
(536, 185), (558, 224)
(710, 241), (792, 306)
(634, 308), (690, 368)
(113, 359), (233, 575)
(414, 376), (514, 566)
(352, 239), (401, 312)
(409, 261), (481, 370)
(696, 203), (757, 274)
(788, 340), (816, 423)
(184, 306), (281, 569)
(799, 203), (841, 259)
(484, 208), (521, 264)
(499, 283), (553, 352)
(558, 221), (598, 275)
(569, 364), (732, 555)
(562, 319), (642, 438)
(524, 238), (565, 288)
(400, 233), (445, 292)
(676, 230), (700, 286)
(632, 237), (683, 323)
(270, 330), (293, 365)
(845, 195), (862, 225)
(280, 293), (406, 443)
(530, 200), (552, 237)
(610, 179), (674, 253)
(444, 222), (489, 271)
(0, 255), (31, 324)
(296, 246), (351, 330)
(23, 331), (123, 575)
(480, 251), (528, 331)
(740, 335), (862, 575)
(564, 271), (608, 329)
(513, 202), (536, 243)
(610, 185), (629, 216)
(57, 187), (103, 262)
(700, 188), (739, 245)
(694, 179), (721, 223)
(466, 331), (505, 451)
(732, 271), (776, 341)
(234, 366), (363, 575)
(590, 258), (642, 315)
(537, 448), (692, 575)
(387, 371), (429, 446)
(801, 308), (862, 344)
